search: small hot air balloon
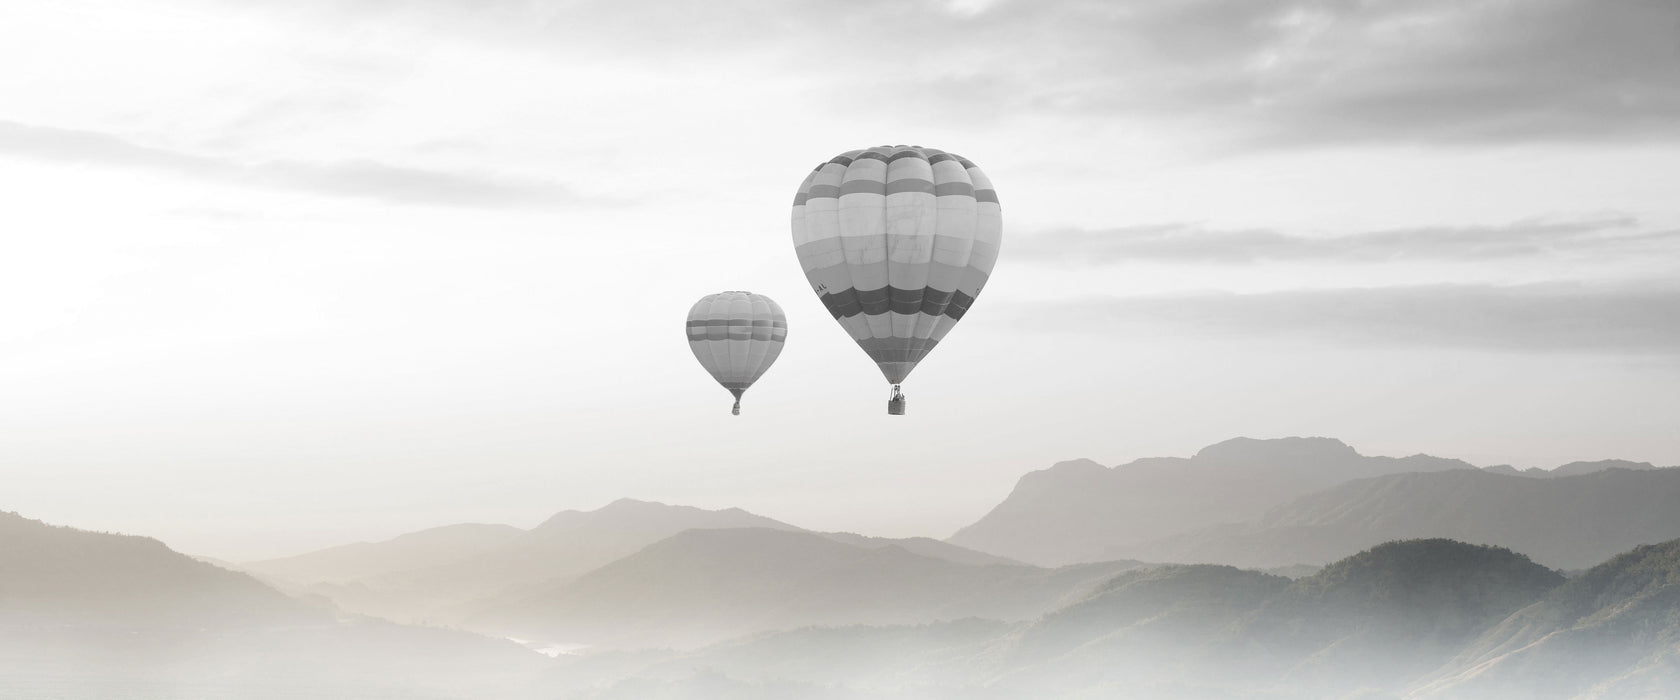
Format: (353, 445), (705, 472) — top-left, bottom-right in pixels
(790, 145), (1001, 414)
(685, 291), (788, 415)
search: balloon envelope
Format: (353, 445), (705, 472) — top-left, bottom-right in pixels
(790, 145), (1001, 385)
(685, 291), (787, 414)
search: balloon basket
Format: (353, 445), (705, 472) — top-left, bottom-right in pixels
(887, 386), (906, 415)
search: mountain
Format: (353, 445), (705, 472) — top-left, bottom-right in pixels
(0, 510), (312, 628)
(523, 498), (802, 563)
(816, 532), (1026, 567)
(1482, 464), (1547, 477)
(997, 563), (1291, 698)
(554, 539), (1572, 699)
(0, 511), (554, 699)
(1132, 466), (1680, 570)
(1411, 537), (1680, 699)
(1217, 539), (1564, 695)
(243, 498), (805, 625)
(468, 527), (1148, 650)
(993, 539), (1561, 697)
(1550, 458), (1661, 477)
(1483, 458), (1662, 478)
(244, 522), (524, 585)
(949, 437), (1475, 566)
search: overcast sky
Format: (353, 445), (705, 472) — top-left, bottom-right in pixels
(3, 0), (1677, 560)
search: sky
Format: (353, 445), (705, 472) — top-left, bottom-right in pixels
(2, 0), (1677, 560)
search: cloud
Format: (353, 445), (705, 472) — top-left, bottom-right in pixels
(1215, 0), (1680, 146)
(0, 120), (594, 209)
(1010, 218), (1679, 266)
(986, 0), (1680, 144)
(1004, 282), (1680, 356)
(259, 0), (1680, 145)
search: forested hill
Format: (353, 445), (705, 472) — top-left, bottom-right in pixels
(0, 510), (312, 627)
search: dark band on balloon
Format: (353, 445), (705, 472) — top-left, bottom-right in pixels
(798, 180), (981, 204)
(817, 285), (977, 320)
(688, 329), (788, 342)
(840, 180), (886, 196)
(685, 319), (787, 329)
(685, 318), (788, 343)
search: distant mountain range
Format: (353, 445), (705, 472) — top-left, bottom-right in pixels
(948, 437), (1678, 571)
(1128, 466), (1680, 570)
(10, 435), (1680, 697)
(244, 498), (1029, 630)
(948, 437), (1476, 566)
(1483, 458), (1661, 478)
(245, 522), (525, 585)
(468, 527), (1145, 649)
(235, 436), (1678, 646)
(244, 498), (804, 624)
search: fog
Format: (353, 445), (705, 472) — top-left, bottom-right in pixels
(7, 449), (1680, 699)
(5, 0), (1679, 697)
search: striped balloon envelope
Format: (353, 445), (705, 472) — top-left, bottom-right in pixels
(685, 291), (788, 415)
(790, 145), (1001, 414)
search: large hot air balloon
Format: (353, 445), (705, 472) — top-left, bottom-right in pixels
(685, 291), (787, 415)
(790, 145), (1000, 414)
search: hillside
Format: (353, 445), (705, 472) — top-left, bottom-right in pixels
(245, 522), (524, 585)
(1132, 467), (1680, 569)
(1411, 537), (1680, 699)
(245, 500), (1021, 629)
(987, 564), (1293, 697)
(558, 539), (1576, 699)
(243, 498), (806, 625)
(989, 539), (1561, 697)
(1218, 539), (1564, 694)
(0, 511), (313, 628)
(0, 512), (555, 699)
(468, 527), (1147, 649)
(948, 437), (1474, 566)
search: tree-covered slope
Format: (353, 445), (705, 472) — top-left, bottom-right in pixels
(1412, 537), (1680, 699)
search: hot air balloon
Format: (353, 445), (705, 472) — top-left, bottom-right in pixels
(685, 291), (787, 415)
(790, 145), (1000, 415)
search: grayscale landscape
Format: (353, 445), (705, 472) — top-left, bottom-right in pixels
(8, 437), (1680, 698)
(4, 0), (1678, 698)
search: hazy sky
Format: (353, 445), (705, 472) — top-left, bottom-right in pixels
(3, 0), (1677, 559)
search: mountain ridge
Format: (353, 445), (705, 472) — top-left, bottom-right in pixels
(948, 436), (1477, 566)
(1409, 537), (1680, 698)
(0, 510), (317, 628)
(466, 526), (1147, 649)
(1130, 466), (1680, 570)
